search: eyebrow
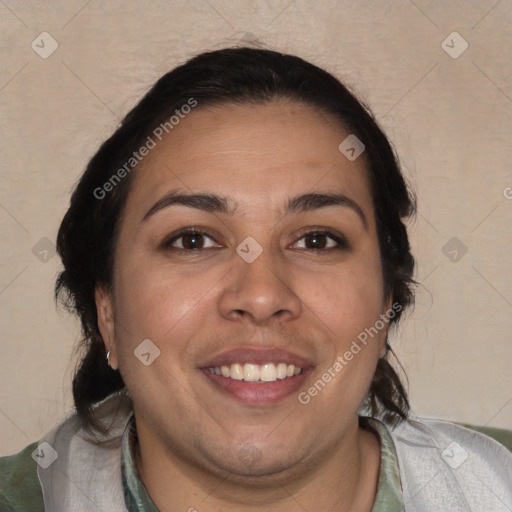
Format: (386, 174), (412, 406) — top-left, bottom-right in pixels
(142, 190), (368, 230)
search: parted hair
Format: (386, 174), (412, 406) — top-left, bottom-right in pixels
(56, 46), (416, 435)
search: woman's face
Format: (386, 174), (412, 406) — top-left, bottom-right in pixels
(97, 100), (390, 478)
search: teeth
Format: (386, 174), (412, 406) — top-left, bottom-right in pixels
(207, 362), (302, 382)
(243, 363), (260, 382)
(276, 363), (287, 379)
(231, 363), (243, 380)
(260, 363), (277, 382)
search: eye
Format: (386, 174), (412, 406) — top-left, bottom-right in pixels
(292, 230), (349, 251)
(162, 229), (220, 252)
(161, 228), (348, 254)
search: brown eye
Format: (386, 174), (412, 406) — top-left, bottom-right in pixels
(293, 230), (349, 251)
(304, 232), (330, 249)
(163, 229), (220, 252)
(180, 233), (205, 250)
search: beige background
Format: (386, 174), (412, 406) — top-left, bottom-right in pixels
(1, 0), (511, 455)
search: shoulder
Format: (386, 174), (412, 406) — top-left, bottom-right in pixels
(0, 393), (132, 512)
(391, 416), (512, 469)
(386, 416), (512, 510)
(453, 421), (512, 452)
(410, 417), (512, 458)
(0, 442), (45, 512)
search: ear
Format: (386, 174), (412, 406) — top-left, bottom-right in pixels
(95, 285), (118, 370)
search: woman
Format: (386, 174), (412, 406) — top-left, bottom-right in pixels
(1, 47), (510, 511)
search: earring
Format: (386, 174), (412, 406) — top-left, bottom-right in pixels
(106, 350), (111, 366)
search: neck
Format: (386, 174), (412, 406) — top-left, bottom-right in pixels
(133, 420), (381, 512)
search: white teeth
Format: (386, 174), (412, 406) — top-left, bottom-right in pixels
(276, 362), (287, 379)
(260, 363), (277, 382)
(243, 363), (260, 381)
(231, 363), (243, 380)
(207, 362), (302, 382)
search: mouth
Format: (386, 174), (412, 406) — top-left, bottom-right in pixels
(199, 348), (314, 404)
(207, 362), (302, 382)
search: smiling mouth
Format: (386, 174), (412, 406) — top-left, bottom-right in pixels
(199, 347), (313, 404)
(207, 362), (302, 382)
(201, 362), (311, 405)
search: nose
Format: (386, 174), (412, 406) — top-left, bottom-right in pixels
(218, 248), (302, 325)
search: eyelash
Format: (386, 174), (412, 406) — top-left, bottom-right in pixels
(161, 227), (349, 254)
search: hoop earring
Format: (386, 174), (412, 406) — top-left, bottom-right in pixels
(106, 350), (111, 366)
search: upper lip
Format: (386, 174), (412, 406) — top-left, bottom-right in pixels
(199, 348), (315, 369)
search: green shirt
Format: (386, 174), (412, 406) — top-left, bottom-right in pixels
(0, 416), (406, 511)
(0, 442), (43, 512)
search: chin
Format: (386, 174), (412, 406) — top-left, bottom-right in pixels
(219, 456), (298, 480)
(204, 441), (303, 480)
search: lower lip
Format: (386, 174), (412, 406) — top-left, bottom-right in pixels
(201, 368), (313, 404)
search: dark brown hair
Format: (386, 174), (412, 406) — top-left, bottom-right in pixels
(56, 46), (416, 434)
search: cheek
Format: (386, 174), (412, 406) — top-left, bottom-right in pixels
(299, 247), (386, 409)
(303, 256), (385, 340)
(111, 261), (204, 405)
(301, 268), (385, 421)
(111, 256), (229, 389)
(113, 258), (210, 337)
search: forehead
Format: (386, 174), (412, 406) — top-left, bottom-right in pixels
(125, 100), (373, 217)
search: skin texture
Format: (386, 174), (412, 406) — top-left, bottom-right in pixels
(96, 101), (391, 511)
